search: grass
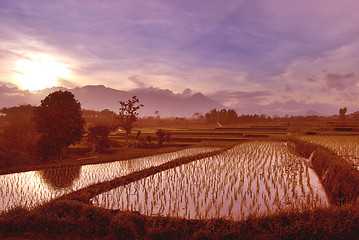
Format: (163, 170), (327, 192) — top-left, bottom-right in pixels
(299, 135), (359, 170)
(1, 199), (358, 239)
(288, 138), (359, 206)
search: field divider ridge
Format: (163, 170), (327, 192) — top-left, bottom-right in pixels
(287, 138), (359, 206)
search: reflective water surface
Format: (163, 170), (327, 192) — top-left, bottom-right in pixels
(0, 147), (217, 213)
(91, 142), (329, 221)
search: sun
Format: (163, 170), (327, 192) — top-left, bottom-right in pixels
(15, 54), (70, 91)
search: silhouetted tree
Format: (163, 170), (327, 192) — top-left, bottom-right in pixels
(146, 135), (152, 145)
(156, 129), (166, 147)
(136, 130), (142, 140)
(218, 109), (228, 123)
(88, 124), (113, 152)
(192, 112), (205, 123)
(205, 108), (238, 124)
(0, 105), (39, 154)
(205, 109), (219, 124)
(135, 130), (145, 147)
(352, 111), (359, 120)
(227, 109), (238, 124)
(33, 90), (85, 160)
(117, 96), (143, 146)
(339, 107), (347, 119)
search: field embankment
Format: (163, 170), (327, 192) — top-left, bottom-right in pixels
(1, 199), (358, 239)
(288, 138), (359, 206)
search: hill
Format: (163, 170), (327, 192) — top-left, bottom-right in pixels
(0, 85), (224, 117)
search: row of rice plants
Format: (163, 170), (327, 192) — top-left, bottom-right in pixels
(0, 147), (218, 213)
(90, 142), (329, 220)
(299, 136), (359, 170)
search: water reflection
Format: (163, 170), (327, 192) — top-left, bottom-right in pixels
(91, 143), (329, 221)
(39, 165), (81, 189)
(0, 147), (218, 213)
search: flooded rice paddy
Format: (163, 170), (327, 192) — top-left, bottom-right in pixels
(91, 142), (329, 220)
(0, 147), (217, 213)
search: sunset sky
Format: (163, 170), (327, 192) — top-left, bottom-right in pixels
(1, 0), (359, 115)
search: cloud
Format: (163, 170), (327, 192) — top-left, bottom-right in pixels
(326, 72), (355, 91)
(1, 0), (359, 114)
(129, 86), (176, 97)
(233, 99), (341, 116)
(210, 90), (272, 101)
(0, 81), (17, 88)
(209, 90), (273, 110)
(261, 100), (339, 116)
(0, 85), (41, 107)
(271, 41), (359, 108)
(284, 86), (293, 92)
(57, 78), (79, 89)
(208, 88), (347, 116)
(306, 77), (316, 82)
(128, 75), (146, 88)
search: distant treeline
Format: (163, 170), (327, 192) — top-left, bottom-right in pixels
(84, 108), (359, 126)
(1, 103), (359, 163)
(203, 108), (359, 125)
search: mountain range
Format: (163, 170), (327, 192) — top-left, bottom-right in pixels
(0, 85), (224, 117)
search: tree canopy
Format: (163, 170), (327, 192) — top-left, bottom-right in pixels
(87, 124), (113, 152)
(205, 109), (238, 124)
(33, 90), (85, 159)
(0, 105), (39, 154)
(156, 129), (166, 147)
(117, 96), (143, 145)
(339, 107), (347, 119)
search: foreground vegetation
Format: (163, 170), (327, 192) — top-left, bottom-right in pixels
(1, 199), (358, 239)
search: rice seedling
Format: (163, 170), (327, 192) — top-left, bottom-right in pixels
(300, 135), (359, 170)
(0, 147), (218, 213)
(91, 141), (329, 221)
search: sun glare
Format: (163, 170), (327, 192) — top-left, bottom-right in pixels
(15, 54), (70, 91)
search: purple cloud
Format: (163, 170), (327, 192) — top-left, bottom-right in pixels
(1, 0), (359, 115)
(326, 72), (355, 91)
